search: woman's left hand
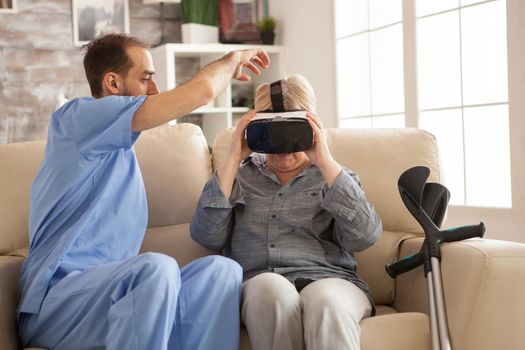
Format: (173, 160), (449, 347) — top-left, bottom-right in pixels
(304, 112), (333, 167)
(304, 112), (342, 187)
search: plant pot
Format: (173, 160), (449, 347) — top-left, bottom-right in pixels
(260, 31), (275, 45)
(182, 23), (219, 44)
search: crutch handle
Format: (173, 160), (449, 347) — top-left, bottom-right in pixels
(442, 221), (485, 242)
(385, 252), (424, 278)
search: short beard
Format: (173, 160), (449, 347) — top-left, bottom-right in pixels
(120, 82), (132, 96)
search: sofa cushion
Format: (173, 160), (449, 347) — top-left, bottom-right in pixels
(213, 127), (441, 235)
(325, 128), (441, 234)
(0, 141), (45, 255)
(394, 237), (525, 350)
(0, 124), (212, 255)
(239, 310), (430, 350)
(135, 124), (212, 228)
(0, 256), (24, 350)
(355, 231), (416, 305)
(360, 312), (431, 350)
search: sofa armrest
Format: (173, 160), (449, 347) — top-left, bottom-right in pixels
(393, 237), (525, 350)
(0, 255), (24, 350)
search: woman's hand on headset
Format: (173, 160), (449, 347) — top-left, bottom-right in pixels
(304, 112), (342, 188)
(229, 110), (255, 163)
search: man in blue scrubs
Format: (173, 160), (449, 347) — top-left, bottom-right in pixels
(17, 34), (270, 350)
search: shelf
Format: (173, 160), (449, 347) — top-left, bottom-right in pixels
(231, 107), (251, 113)
(190, 107), (229, 114)
(151, 43), (284, 146)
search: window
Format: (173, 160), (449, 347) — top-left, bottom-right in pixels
(335, 0), (405, 129)
(334, 0), (511, 208)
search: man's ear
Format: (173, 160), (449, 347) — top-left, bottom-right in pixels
(102, 72), (122, 96)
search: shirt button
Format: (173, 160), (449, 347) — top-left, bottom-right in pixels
(271, 214), (276, 219)
(270, 244), (275, 248)
(278, 193), (283, 197)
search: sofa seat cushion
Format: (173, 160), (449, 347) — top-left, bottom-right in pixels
(360, 312), (430, 350)
(239, 310), (430, 350)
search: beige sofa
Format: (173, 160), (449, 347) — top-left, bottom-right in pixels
(1, 123), (525, 350)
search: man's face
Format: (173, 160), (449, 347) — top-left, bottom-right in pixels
(120, 46), (160, 97)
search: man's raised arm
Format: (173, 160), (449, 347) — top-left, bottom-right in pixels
(132, 48), (270, 132)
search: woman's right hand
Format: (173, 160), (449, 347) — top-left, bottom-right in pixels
(229, 110), (256, 163)
(217, 110), (256, 199)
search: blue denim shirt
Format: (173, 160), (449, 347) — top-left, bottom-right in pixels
(191, 153), (382, 306)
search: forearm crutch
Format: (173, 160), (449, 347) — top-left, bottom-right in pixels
(385, 166), (485, 350)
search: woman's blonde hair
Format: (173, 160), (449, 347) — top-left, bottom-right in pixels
(253, 74), (316, 112)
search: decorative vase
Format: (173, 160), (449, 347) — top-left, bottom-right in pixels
(260, 31), (275, 45)
(181, 23), (219, 44)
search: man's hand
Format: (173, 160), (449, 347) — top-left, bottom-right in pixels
(231, 49), (271, 81)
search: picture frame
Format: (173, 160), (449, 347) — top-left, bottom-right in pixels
(219, 0), (260, 44)
(72, 0), (130, 46)
(0, 0), (17, 13)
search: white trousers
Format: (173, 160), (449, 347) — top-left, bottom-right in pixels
(241, 273), (372, 350)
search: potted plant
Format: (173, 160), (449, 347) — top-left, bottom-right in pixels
(181, 0), (219, 43)
(257, 16), (276, 45)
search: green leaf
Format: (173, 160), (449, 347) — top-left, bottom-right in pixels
(257, 16), (276, 33)
(181, 0), (218, 26)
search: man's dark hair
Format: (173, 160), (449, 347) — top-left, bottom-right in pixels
(82, 34), (149, 98)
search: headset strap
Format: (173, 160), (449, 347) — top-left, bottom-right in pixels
(270, 80), (285, 112)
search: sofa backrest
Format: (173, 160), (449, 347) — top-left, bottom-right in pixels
(212, 127), (442, 304)
(213, 127), (441, 234)
(0, 140), (46, 255)
(0, 123), (212, 255)
(134, 124), (212, 228)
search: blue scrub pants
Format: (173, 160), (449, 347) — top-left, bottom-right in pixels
(19, 253), (242, 350)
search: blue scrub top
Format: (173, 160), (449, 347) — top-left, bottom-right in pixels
(18, 95), (148, 315)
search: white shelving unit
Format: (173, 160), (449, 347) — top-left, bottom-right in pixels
(150, 43), (285, 145)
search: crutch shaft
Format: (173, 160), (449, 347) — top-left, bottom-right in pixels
(431, 257), (452, 350)
(427, 272), (440, 350)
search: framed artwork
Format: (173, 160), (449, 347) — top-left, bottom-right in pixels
(219, 0), (260, 44)
(72, 0), (130, 46)
(0, 0), (17, 13)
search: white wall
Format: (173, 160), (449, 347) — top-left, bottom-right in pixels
(269, 0), (338, 128)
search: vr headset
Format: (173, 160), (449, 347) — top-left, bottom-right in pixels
(246, 80), (313, 154)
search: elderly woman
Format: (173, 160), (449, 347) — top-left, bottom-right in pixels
(190, 74), (382, 350)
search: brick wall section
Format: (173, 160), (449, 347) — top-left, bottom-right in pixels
(0, 0), (182, 143)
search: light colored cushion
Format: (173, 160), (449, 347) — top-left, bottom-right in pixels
(135, 124), (212, 228)
(360, 312), (431, 350)
(0, 140), (45, 255)
(140, 223), (215, 267)
(0, 124), (212, 255)
(212, 127), (441, 234)
(355, 231), (416, 305)
(394, 237), (525, 350)
(0, 256), (24, 350)
(326, 128), (440, 234)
